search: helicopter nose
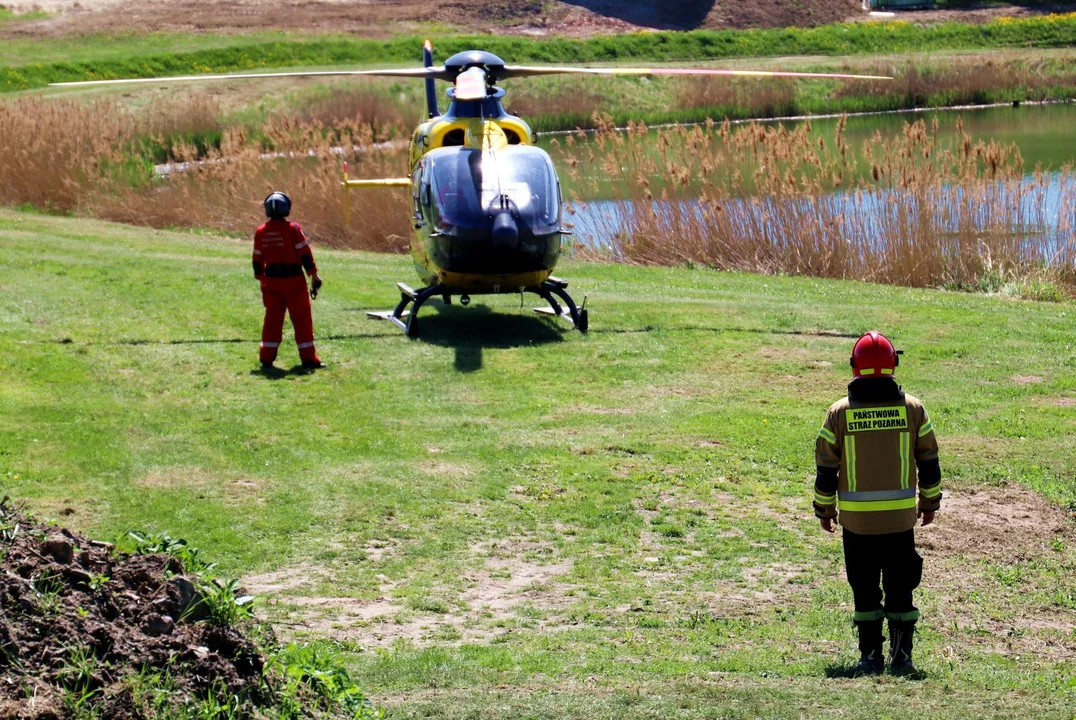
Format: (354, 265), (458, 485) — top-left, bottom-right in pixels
(491, 211), (518, 246)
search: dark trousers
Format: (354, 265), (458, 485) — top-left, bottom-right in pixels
(842, 529), (921, 621)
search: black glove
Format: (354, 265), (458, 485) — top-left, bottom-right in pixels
(310, 276), (323, 300)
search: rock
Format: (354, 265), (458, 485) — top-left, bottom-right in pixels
(39, 537), (74, 565)
(141, 613), (175, 636)
(62, 567), (94, 589)
(167, 576), (208, 622)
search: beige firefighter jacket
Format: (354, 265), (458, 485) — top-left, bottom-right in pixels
(815, 391), (940, 535)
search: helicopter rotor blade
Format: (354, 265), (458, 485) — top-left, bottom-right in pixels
(500, 66), (892, 81)
(49, 67), (451, 88)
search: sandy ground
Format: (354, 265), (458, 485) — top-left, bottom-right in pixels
(6, 1), (1074, 39)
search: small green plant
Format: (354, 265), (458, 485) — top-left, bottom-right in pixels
(126, 530), (216, 575)
(992, 563), (1024, 587)
(57, 645), (103, 713)
(1017, 277), (1068, 302)
(188, 680), (243, 720)
(30, 571), (65, 614)
(197, 578), (256, 627)
(268, 641), (384, 719)
(124, 666), (184, 717)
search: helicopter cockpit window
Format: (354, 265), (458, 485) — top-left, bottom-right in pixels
(426, 147), (559, 231)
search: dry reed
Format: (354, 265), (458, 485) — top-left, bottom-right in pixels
(6, 95), (411, 249)
(560, 114), (1075, 292)
(4, 95), (1073, 293)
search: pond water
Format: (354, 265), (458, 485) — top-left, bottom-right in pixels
(539, 103), (1076, 177)
(540, 103), (1076, 249)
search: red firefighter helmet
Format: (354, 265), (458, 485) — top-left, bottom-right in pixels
(850, 331), (899, 379)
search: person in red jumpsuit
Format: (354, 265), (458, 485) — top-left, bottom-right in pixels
(253, 191), (324, 369)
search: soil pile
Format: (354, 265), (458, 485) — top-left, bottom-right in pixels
(0, 0), (881, 38)
(0, 499), (264, 719)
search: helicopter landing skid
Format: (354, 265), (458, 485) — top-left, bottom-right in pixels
(366, 283), (445, 338)
(368, 279), (588, 337)
(532, 279), (588, 334)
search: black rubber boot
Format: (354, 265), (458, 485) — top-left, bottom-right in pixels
(888, 620), (916, 675)
(852, 620), (885, 675)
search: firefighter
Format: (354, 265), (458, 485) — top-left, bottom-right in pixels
(253, 191), (324, 369)
(813, 331), (942, 675)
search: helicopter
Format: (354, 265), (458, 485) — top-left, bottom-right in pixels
(52, 46), (888, 337)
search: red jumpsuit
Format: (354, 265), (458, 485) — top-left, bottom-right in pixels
(252, 219), (320, 365)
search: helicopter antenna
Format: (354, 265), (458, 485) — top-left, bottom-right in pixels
(423, 40), (439, 119)
(479, 78), (507, 213)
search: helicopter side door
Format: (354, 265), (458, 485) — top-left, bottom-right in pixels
(412, 160), (437, 229)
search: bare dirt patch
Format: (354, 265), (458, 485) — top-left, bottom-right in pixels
(134, 467), (271, 505)
(1010, 374), (1045, 385)
(417, 460), (473, 479)
(558, 402), (640, 417)
(21, 495), (105, 529)
(920, 487), (1073, 561)
(259, 537), (573, 648)
(15, 0), (1049, 39)
(918, 487), (1076, 660)
(243, 562), (324, 595)
(848, 2), (1076, 26)
(461, 557), (574, 614)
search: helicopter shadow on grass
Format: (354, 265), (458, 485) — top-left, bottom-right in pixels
(414, 301), (566, 373)
(560, 0), (716, 30)
(590, 326), (861, 340)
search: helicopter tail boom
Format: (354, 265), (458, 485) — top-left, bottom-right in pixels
(341, 162), (410, 227)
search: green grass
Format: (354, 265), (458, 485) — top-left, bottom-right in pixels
(0, 8), (51, 24)
(8, 13), (1076, 93)
(0, 209), (1074, 718)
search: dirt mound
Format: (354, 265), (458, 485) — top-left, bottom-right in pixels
(0, 0), (866, 38)
(0, 500), (264, 719)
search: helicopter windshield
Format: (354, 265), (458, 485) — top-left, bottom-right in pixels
(426, 146), (560, 231)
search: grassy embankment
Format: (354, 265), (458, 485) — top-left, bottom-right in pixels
(1, 210), (1073, 718)
(8, 13), (1076, 130)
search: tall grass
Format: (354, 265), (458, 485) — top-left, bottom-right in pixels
(3, 95), (1072, 294)
(559, 115), (1075, 292)
(831, 57), (1076, 111)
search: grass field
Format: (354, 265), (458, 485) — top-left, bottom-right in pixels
(1, 210), (1073, 717)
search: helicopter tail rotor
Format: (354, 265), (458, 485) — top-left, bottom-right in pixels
(423, 40), (440, 118)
